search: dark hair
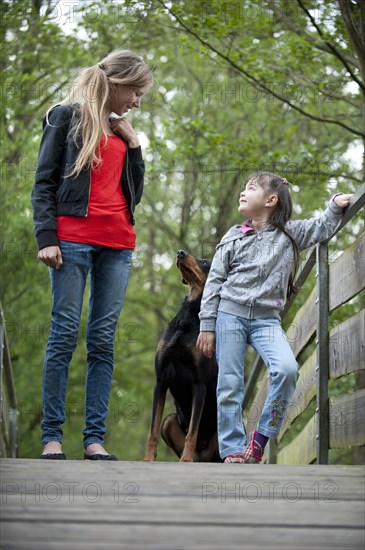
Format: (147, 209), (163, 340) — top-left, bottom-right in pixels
(245, 171), (300, 298)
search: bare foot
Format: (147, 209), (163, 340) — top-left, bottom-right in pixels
(84, 443), (110, 457)
(42, 442), (63, 455)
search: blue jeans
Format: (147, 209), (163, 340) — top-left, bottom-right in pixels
(41, 240), (132, 448)
(215, 311), (299, 459)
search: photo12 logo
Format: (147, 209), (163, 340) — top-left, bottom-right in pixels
(201, 480), (339, 503)
(2, 481), (139, 504)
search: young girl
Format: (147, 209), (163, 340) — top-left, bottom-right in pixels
(32, 50), (153, 460)
(196, 172), (352, 463)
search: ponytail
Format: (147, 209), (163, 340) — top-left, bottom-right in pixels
(48, 50), (153, 177)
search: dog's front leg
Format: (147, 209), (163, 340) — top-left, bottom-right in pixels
(180, 383), (206, 462)
(143, 382), (167, 461)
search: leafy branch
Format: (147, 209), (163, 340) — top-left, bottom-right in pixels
(156, 0), (364, 139)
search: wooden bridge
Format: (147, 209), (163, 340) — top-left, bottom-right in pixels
(1, 184), (364, 549)
(0, 459), (364, 549)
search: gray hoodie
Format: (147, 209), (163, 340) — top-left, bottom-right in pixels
(199, 196), (345, 331)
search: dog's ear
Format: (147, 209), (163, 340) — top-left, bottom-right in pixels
(181, 278), (188, 285)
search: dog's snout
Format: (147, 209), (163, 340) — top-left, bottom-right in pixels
(177, 250), (186, 259)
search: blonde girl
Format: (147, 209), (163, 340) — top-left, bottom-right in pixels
(32, 50), (153, 460)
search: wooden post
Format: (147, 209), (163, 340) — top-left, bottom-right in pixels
(0, 303), (18, 458)
(315, 242), (329, 464)
(267, 437), (277, 464)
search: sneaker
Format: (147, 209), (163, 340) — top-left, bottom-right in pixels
(224, 453), (244, 463)
(242, 430), (264, 463)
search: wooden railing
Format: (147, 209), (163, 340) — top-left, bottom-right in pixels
(243, 183), (365, 464)
(0, 302), (18, 457)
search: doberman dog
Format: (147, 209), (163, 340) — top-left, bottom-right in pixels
(144, 250), (221, 462)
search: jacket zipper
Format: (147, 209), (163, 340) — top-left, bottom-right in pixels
(125, 147), (135, 214)
(248, 300), (254, 319)
(85, 171), (91, 217)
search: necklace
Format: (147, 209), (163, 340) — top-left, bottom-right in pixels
(255, 222), (269, 240)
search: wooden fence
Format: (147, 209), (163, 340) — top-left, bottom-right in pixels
(0, 302), (18, 457)
(243, 183), (365, 464)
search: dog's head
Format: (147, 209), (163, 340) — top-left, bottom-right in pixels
(176, 250), (211, 300)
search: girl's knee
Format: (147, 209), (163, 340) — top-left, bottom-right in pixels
(87, 329), (114, 351)
(274, 360), (299, 384)
(288, 360), (299, 382)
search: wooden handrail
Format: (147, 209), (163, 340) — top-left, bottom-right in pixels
(0, 302), (18, 457)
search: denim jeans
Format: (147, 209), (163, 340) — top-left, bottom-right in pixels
(41, 240), (132, 448)
(215, 311), (299, 459)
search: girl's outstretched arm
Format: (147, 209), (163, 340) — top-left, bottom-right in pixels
(286, 192), (353, 252)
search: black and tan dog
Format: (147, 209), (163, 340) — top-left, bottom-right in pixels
(144, 250), (221, 462)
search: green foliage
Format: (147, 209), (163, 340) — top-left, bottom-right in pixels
(1, 0), (363, 462)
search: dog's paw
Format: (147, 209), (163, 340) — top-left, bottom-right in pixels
(143, 455), (156, 462)
(179, 455), (194, 462)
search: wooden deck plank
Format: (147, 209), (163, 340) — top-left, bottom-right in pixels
(2, 498), (363, 527)
(2, 522), (364, 550)
(1, 460), (364, 550)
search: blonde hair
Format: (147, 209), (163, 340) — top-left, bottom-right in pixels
(55, 50), (154, 177)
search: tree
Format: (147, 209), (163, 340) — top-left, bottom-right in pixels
(155, 0), (364, 178)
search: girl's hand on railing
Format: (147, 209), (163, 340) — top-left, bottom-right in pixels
(334, 193), (353, 207)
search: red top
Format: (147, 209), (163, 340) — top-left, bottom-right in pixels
(57, 135), (136, 249)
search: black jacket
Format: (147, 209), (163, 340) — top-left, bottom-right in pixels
(31, 104), (145, 250)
